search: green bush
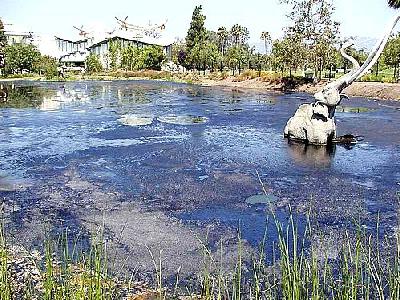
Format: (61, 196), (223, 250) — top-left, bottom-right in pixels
(4, 43), (41, 74)
(142, 46), (165, 70)
(359, 73), (397, 83)
(39, 55), (58, 79)
(85, 53), (103, 74)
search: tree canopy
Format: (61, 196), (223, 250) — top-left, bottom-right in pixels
(186, 5), (207, 53)
(0, 18), (7, 49)
(4, 43), (41, 74)
(388, 0), (400, 9)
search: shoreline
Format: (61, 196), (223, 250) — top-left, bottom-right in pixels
(2, 74), (400, 101)
(197, 77), (400, 101)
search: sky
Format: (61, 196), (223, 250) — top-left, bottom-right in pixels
(1, 0), (398, 45)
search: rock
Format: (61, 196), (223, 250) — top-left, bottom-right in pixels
(284, 102), (336, 145)
(161, 61), (185, 73)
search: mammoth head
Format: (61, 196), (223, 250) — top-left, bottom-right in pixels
(314, 86), (341, 107)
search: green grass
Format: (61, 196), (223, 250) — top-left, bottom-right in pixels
(192, 213), (400, 300)
(1, 210), (400, 299)
(0, 221), (11, 300)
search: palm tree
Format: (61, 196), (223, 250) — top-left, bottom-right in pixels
(230, 24), (242, 47)
(217, 26), (228, 55)
(388, 0), (400, 8)
(260, 31), (271, 54)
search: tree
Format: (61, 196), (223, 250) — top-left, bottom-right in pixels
(382, 34), (400, 79)
(281, 0), (340, 79)
(0, 18), (6, 72)
(385, 1), (400, 78)
(388, 0), (400, 8)
(217, 27), (229, 70)
(37, 55), (58, 79)
(272, 35), (306, 76)
(0, 18), (7, 49)
(229, 24), (250, 74)
(230, 24), (249, 47)
(108, 39), (121, 70)
(85, 53), (103, 73)
(142, 45), (165, 70)
(4, 43), (41, 74)
(171, 39), (188, 69)
(260, 31), (272, 54)
(186, 5), (207, 69)
(217, 27), (229, 55)
(120, 45), (137, 71)
(205, 41), (220, 72)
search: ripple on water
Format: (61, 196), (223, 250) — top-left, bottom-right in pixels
(203, 126), (286, 165)
(0, 173), (31, 192)
(333, 143), (391, 176)
(118, 114), (154, 126)
(158, 115), (208, 125)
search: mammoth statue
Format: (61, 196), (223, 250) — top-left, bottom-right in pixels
(284, 13), (400, 145)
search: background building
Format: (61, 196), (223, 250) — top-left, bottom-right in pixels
(3, 19), (173, 70)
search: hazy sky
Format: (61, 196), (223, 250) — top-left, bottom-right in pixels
(1, 0), (398, 43)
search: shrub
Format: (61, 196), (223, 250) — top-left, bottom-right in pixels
(85, 53), (103, 74)
(260, 71), (282, 83)
(39, 55), (58, 79)
(142, 46), (165, 70)
(4, 43), (41, 74)
(359, 73), (397, 83)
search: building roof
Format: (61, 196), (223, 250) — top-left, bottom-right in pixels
(60, 51), (88, 63)
(54, 36), (89, 44)
(87, 29), (173, 49)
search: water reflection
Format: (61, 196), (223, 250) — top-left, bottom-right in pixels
(40, 87), (89, 111)
(117, 88), (151, 104)
(0, 84), (57, 109)
(0, 84), (91, 110)
(0, 84), (8, 102)
(287, 141), (336, 168)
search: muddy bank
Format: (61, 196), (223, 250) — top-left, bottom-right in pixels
(198, 77), (400, 101)
(297, 81), (400, 101)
